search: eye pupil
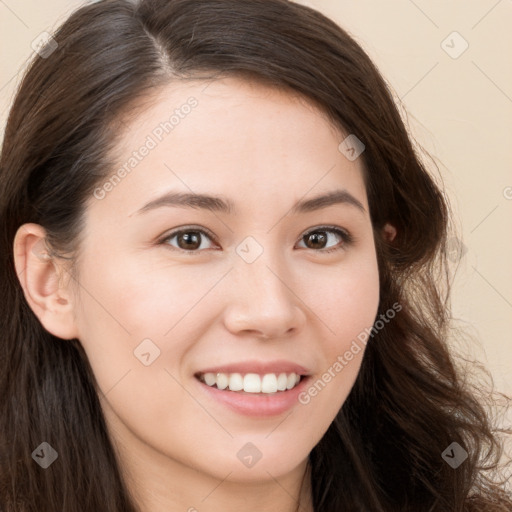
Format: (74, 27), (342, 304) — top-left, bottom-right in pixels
(306, 232), (327, 249)
(178, 232), (201, 250)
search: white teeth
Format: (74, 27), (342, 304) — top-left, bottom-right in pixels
(276, 373), (288, 391)
(228, 373), (243, 391)
(287, 373), (297, 390)
(261, 374), (277, 393)
(243, 373), (261, 393)
(199, 372), (303, 393)
(216, 373), (229, 390)
(204, 373), (216, 386)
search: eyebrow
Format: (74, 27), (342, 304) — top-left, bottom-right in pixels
(134, 189), (366, 216)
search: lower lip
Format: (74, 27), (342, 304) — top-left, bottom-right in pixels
(195, 376), (311, 417)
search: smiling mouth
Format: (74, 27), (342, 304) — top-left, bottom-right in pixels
(195, 371), (304, 394)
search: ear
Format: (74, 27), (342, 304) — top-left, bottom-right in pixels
(382, 222), (397, 242)
(13, 223), (79, 340)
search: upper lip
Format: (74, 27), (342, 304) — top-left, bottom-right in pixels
(195, 359), (311, 377)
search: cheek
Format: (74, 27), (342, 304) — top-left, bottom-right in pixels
(76, 251), (204, 336)
(307, 253), (380, 348)
(72, 254), (220, 387)
(72, 256), (199, 437)
(297, 253), (379, 410)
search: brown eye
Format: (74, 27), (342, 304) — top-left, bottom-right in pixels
(304, 231), (328, 250)
(175, 231), (202, 250)
(161, 228), (217, 253)
(298, 227), (353, 253)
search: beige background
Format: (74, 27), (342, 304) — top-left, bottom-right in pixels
(1, 1), (511, 401)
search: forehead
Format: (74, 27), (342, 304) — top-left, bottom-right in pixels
(110, 74), (345, 157)
(89, 76), (369, 220)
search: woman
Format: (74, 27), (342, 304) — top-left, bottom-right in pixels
(0, 0), (510, 510)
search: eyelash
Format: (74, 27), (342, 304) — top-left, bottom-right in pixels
(158, 225), (354, 255)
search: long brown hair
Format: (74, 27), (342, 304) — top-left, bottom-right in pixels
(1, 0), (510, 510)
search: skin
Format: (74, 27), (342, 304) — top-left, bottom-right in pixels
(14, 77), (396, 512)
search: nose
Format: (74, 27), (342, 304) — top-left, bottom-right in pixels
(222, 249), (307, 340)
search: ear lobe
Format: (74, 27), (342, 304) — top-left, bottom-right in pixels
(13, 223), (79, 340)
(382, 222), (397, 242)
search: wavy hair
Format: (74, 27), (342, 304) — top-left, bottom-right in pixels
(0, 0), (510, 510)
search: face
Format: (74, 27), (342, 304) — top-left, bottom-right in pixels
(42, 78), (381, 486)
